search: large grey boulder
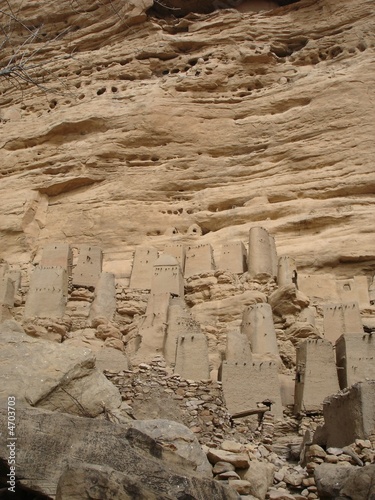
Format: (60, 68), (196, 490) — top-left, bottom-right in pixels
(314, 463), (351, 498)
(0, 325), (121, 416)
(129, 419), (212, 476)
(0, 407), (240, 499)
(315, 463), (375, 499)
(63, 327), (130, 372)
(340, 465), (375, 500)
(56, 463), (174, 499)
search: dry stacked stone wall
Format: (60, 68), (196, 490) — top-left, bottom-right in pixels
(104, 356), (234, 445)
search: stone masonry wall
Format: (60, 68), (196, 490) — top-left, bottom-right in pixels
(104, 356), (233, 445)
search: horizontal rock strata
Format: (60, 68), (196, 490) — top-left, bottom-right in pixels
(0, 0), (373, 279)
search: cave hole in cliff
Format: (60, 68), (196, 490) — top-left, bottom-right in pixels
(149, 0), (301, 18)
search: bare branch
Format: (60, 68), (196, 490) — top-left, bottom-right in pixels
(0, 5), (34, 34)
(60, 387), (94, 418)
(153, 0), (182, 11)
(0, 0), (134, 96)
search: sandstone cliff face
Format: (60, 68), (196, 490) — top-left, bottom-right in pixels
(0, 0), (374, 279)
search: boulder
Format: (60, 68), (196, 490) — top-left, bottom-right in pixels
(268, 286), (310, 317)
(0, 327), (121, 416)
(63, 327), (130, 371)
(283, 468), (304, 487)
(56, 463), (172, 500)
(217, 471), (241, 480)
(284, 322), (321, 345)
(213, 461), (236, 474)
(192, 290), (266, 326)
(94, 347), (129, 372)
(55, 458), (239, 500)
(128, 419), (212, 476)
(314, 463), (356, 498)
(130, 386), (185, 423)
(0, 407), (239, 499)
(122, 0), (154, 25)
(267, 489), (296, 500)
(340, 465), (375, 500)
(0, 319), (24, 334)
(315, 464), (375, 499)
(228, 479), (253, 495)
(95, 322), (122, 341)
(207, 448), (250, 469)
(221, 440), (244, 453)
(241, 461), (275, 500)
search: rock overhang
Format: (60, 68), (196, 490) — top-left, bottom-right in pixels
(150, 0), (301, 17)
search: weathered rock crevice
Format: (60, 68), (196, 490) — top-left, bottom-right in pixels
(149, 0), (301, 18)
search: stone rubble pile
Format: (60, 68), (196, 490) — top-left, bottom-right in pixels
(204, 437), (375, 499)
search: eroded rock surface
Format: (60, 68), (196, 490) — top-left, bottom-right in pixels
(0, 0), (374, 279)
(0, 321), (121, 416)
(315, 463), (375, 500)
(0, 407), (240, 499)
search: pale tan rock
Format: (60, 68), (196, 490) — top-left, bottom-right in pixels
(221, 440), (244, 453)
(302, 477), (316, 488)
(228, 479), (252, 495)
(284, 322), (321, 345)
(283, 469), (304, 487)
(274, 468), (287, 482)
(23, 321), (63, 343)
(117, 301), (148, 317)
(213, 461), (236, 474)
(242, 461), (275, 500)
(95, 347), (129, 371)
(0, 328), (121, 416)
(355, 438), (372, 449)
(103, 337), (124, 351)
(307, 444), (327, 459)
(64, 328), (129, 366)
(269, 286), (310, 317)
(128, 419), (212, 476)
(95, 322), (122, 340)
(268, 488), (296, 500)
(206, 448), (250, 469)
(324, 454), (339, 464)
(314, 463), (355, 498)
(217, 470), (241, 480)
